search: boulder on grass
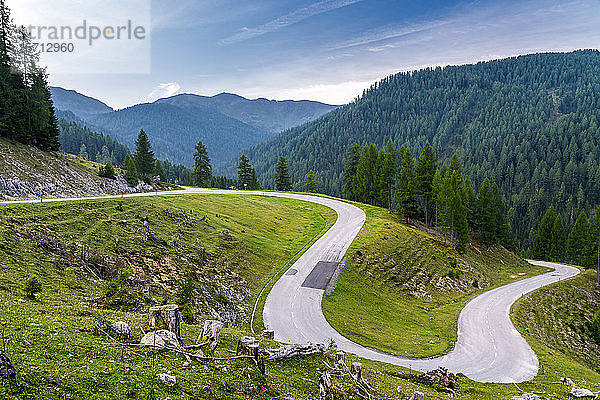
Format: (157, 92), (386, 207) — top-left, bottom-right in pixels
(570, 388), (596, 398)
(109, 321), (131, 338)
(140, 330), (181, 349)
(510, 394), (540, 400)
(157, 373), (176, 387)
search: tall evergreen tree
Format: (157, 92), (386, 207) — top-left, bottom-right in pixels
(549, 215), (566, 262)
(343, 144), (361, 201)
(415, 143), (437, 225)
(567, 210), (593, 267)
(275, 156), (292, 191)
(449, 171), (469, 253)
(238, 154), (256, 189)
(476, 178), (497, 242)
(396, 146), (420, 219)
(123, 154), (139, 187)
(304, 170), (318, 193)
(133, 129), (155, 183)
(533, 206), (557, 260)
(192, 140), (212, 187)
(379, 139), (397, 209)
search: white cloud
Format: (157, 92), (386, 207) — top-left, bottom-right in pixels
(267, 80), (375, 105)
(148, 82), (181, 101)
(221, 0), (362, 45)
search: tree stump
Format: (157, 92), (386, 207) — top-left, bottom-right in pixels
(319, 371), (333, 400)
(198, 320), (223, 353)
(149, 304), (181, 338)
(335, 351), (346, 365)
(350, 362), (362, 382)
(262, 330), (274, 340)
(236, 336), (264, 373)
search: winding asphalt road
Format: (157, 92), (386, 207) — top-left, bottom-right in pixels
(0, 189), (580, 383)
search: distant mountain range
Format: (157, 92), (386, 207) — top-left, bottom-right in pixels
(50, 87), (338, 168)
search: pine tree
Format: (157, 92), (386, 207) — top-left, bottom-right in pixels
(343, 144), (361, 201)
(533, 206), (557, 260)
(192, 140), (212, 187)
(549, 215), (566, 262)
(304, 170), (318, 193)
(450, 171), (469, 253)
(353, 144), (378, 204)
(99, 162), (115, 180)
(567, 210), (593, 267)
(396, 146), (420, 219)
(154, 159), (165, 181)
(376, 139), (396, 209)
(415, 143), (437, 225)
(275, 156), (292, 191)
(134, 129), (155, 182)
(237, 154), (253, 189)
(249, 167), (261, 190)
(123, 154), (138, 187)
(476, 178), (496, 242)
(79, 144), (88, 159)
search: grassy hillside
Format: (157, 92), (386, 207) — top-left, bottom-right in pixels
(323, 204), (548, 357)
(0, 137), (141, 200)
(0, 194), (598, 399)
(513, 269), (600, 371)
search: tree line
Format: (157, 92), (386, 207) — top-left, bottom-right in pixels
(533, 205), (600, 268)
(344, 141), (513, 253)
(0, 0), (59, 151)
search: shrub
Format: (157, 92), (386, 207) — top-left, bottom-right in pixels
(592, 310), (600, 344)
(99, 163), (116, 179)
(181, 302), (195, 325)
(23, 275), (42, 299)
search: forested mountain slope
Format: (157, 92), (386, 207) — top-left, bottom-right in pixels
(248, 50), (600, 246)
(50, 87), (114, 120)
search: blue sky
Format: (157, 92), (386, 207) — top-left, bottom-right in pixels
(44, 0), (600, 109)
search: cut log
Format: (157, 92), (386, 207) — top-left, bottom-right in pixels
(264, 343), (326, 360)
(149, 304), (181, 338)
(198, 320), (223, 352)
(319, 371), (333, 400)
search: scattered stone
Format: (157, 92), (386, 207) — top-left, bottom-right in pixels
(271, 397), (295, 400)
(561, 377), (575, 386)
(510, 394), (540, 400)
(157, 373), (176, 387)
(570, 388), (596, 398)
(140, 330), (181, 349)
(0, 352), (16, 380)
(108, 321), (131, 339)
(410, 391), (425, 400)
(423, 367), (459, 392)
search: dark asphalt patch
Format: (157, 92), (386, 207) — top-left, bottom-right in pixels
(301, 261), (339, 290)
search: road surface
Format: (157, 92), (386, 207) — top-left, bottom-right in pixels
(0, 189), (579, 383)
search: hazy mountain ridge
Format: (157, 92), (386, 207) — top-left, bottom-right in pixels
(50, 88), (338, 168)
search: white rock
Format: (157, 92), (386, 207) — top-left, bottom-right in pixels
(410, 391), (425, 400)
(570, 388), (596, 398)
(511, 394), (541, 400)
(157, 373), (176, 387)
(140, 330), (180, 349)
(109, 321), (131, 338)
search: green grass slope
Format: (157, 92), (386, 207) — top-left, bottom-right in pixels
(323, 203), (548, 358)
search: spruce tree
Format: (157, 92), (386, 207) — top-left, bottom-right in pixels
(192, 140), (212, 187)
(415, 142), (437, 225)
(275, 156), (292, 191)
(567, 210), (593, 267)
(248, 167), (261, 190)
(397, 146), (420, 219)
(304, 170), (318, 193)
(343, 144), (361, 201)
(134, 129), (155, 182)
(379, 139), (396, 209)
(549, 214), (566, 262)
(237, 154), (253, 189)
(123, 154), (139, 187)
(450, 171), (469, 253)
(533, 206), (557, 260)
(475, 178), (496, 242)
